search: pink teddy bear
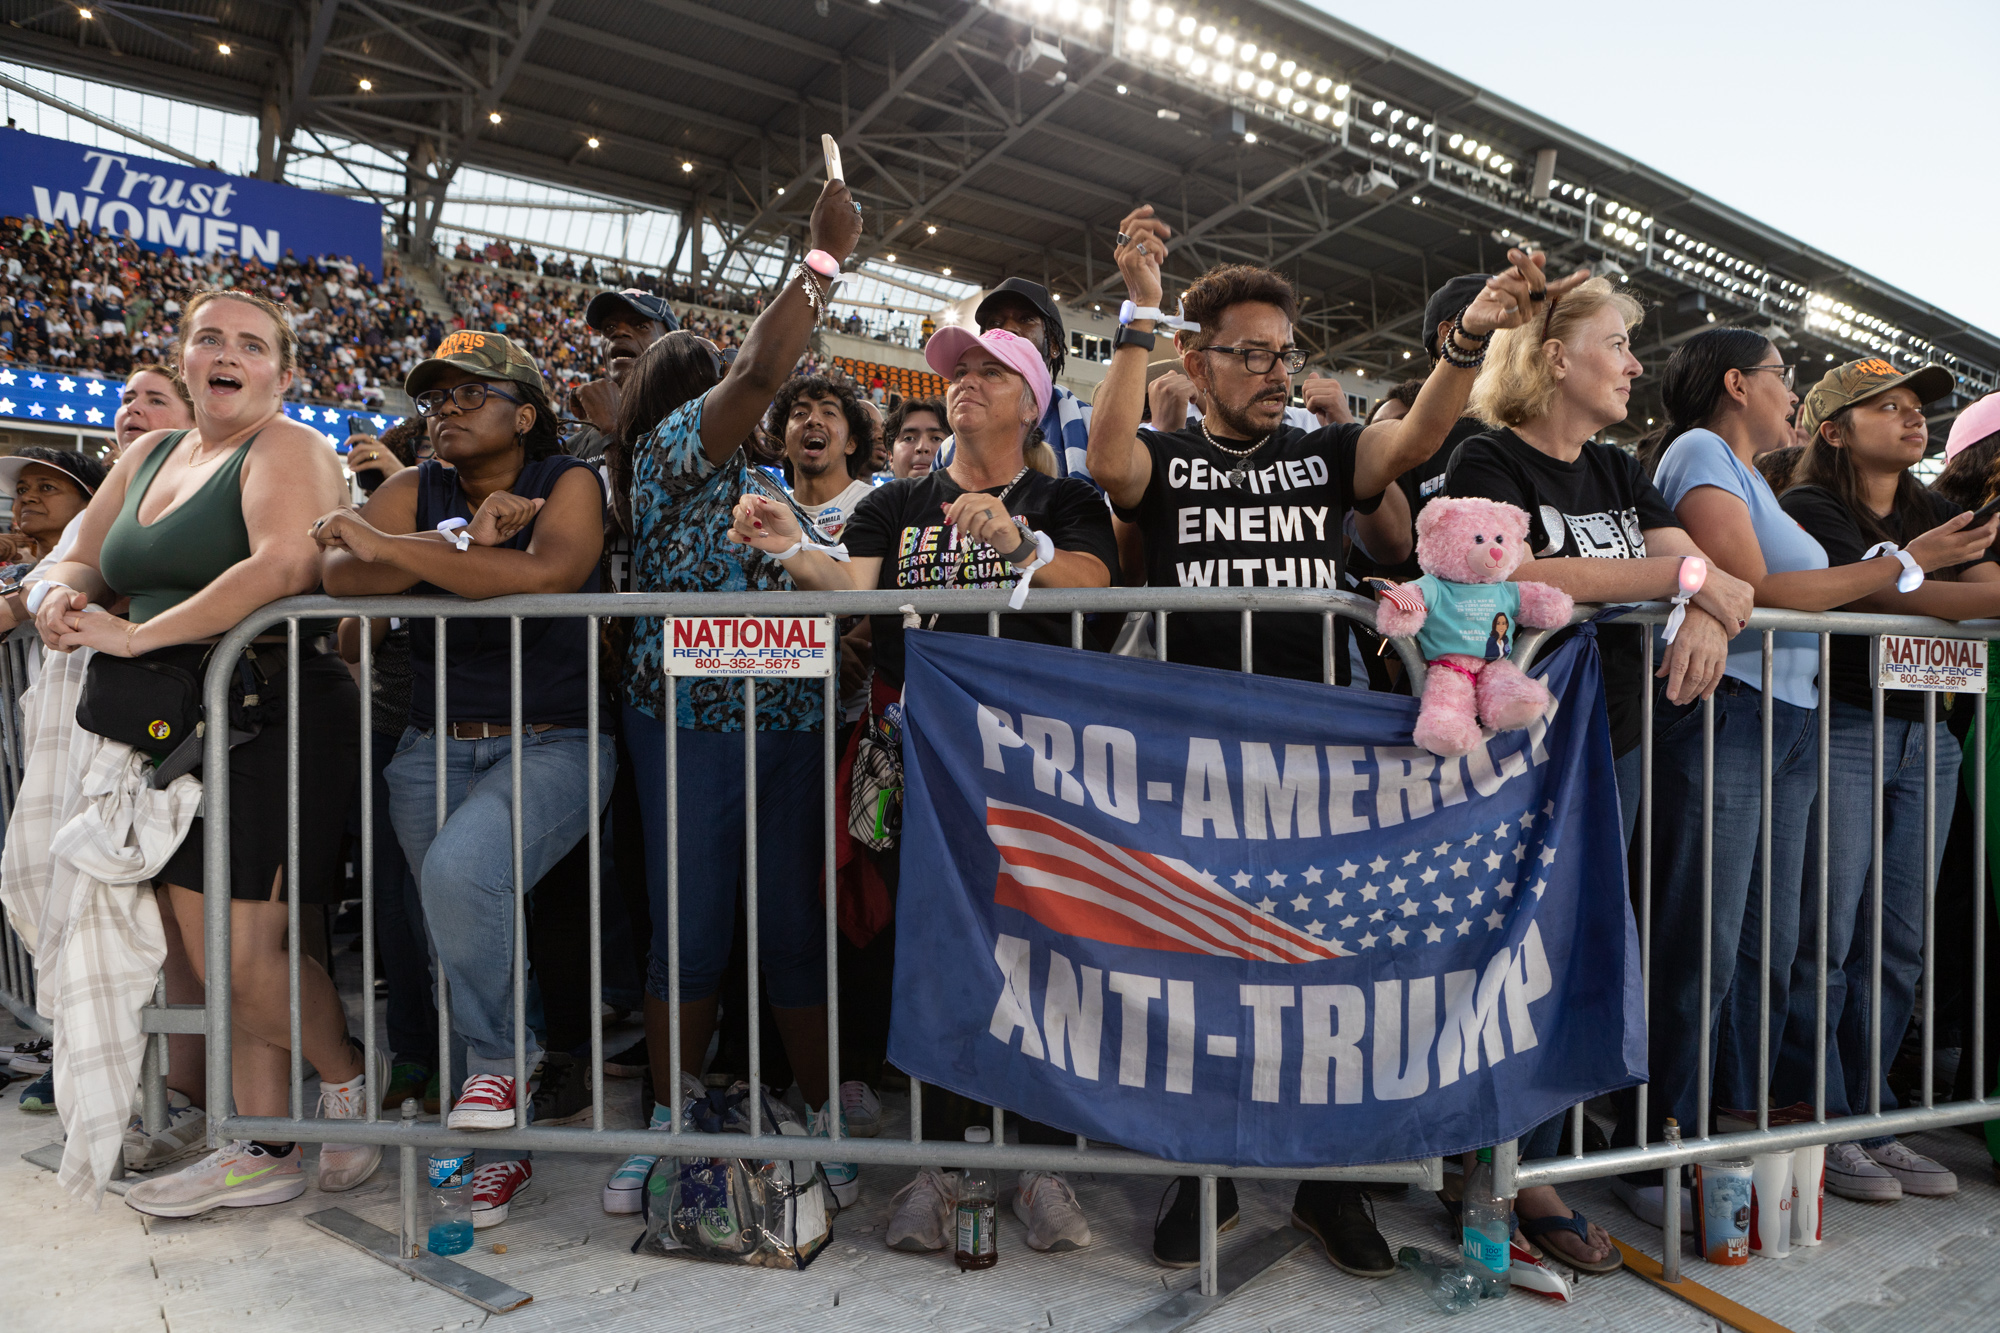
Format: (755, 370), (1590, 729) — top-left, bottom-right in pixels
(1373, 497), (1574, 757)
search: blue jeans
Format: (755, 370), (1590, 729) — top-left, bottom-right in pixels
(621, 704), (827, 1009)
(1643, 679), (1818, 1142)
(1775, 699), (1958, 1129)
(385, 726), (617, 1087)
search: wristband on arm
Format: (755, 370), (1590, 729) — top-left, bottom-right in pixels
(1005, 520), (1055, 610)
(1862, 541), (1924, 593)
(1660, 555), (1707, 645)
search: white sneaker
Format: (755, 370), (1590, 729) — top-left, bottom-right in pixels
(840, 1080), (882, 1138)
(1862, 1139), (1958, 1196)
(124, 1140), (305, 1218)
(1609, 1178), (1693, 1233)
(1013, 1170), (1091, 1251)
(1825, 1141), (1902, 1201)
(885, 1167), (959, 1252)
(809, 1101), (860, 1207)
(317, 1048), (387, 1192)
(603, 1100), (674, 1214)
(123, 1091), (209, 1172)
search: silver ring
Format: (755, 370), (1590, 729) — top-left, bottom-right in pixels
(1136, 242), (1147, 256)
(851, 200), (862, 215)
(1116, 231), (1130, 245)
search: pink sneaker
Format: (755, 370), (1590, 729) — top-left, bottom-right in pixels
(447, 1074), (520, 1131)
(471, 1160), (532, 1228)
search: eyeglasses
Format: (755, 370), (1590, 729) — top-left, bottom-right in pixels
(1203, 345), (1310, 375)
(1740, 363), (1796, 390)
(413, 382), (525, 417)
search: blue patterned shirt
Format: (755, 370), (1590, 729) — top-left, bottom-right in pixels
(622, 390), (823, 732)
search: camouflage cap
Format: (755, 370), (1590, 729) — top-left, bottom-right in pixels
(1797, 357), (1953, 442)
(405, 329), (548, 399)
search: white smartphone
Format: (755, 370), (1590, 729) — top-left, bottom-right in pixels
(821, 133), (843, 183)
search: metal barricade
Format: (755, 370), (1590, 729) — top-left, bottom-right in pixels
(172, 588), (2000, 1311)
(0, 625), (49, 1035)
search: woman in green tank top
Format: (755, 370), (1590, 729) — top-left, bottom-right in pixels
(32, 290), (378, 1218)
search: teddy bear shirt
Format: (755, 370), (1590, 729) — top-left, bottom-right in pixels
(1402, 574), (1523, 662)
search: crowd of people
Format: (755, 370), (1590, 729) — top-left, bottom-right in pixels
(7, 171), (2000, 1290)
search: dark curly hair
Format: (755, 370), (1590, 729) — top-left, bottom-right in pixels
(766, 374), (875, 481)
(376, 416), (425, 466)
(1176, 264), (1299, 352)
(9, 444), (108, 495)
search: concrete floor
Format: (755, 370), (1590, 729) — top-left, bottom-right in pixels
(5, 968), (2000, 1332)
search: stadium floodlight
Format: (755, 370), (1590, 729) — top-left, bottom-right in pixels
(1332, 110), (1348, 127)
(681, 161), (694, 173)
(1312, 103), (1330, 120)
(1259, 51), (1276, 70)
(488, 111), (502, 124)
(1239, 43), (1256, 61)
(1082, 6), (1104, 27)
(942, 267), (952, 276)
(1210, 62), (1231, 84)
(1371, 99), (1386, 114)
(1243, 132), (1257, 144)
(1198, 24), (1215, 44)
(886, 253), (897, 262)
(1116, 83), (1128, 94)
(1315, 76), (1332, 94)
(358, 78), (373, 91)
(77, 7), (91, 19)
(1130, 0), (1151, 17)
(1175, 45), (1192, 64)
(1448, 132), (1464, 148)
(587, 135), (600, 148)
(1236, 69), (1253, 90)
(926, 224), (938, 234)
(1216, 35), (1235, 56)
(1149, 34), (1169, 57)
(217, 43), (231, 56)
(1190, 57), (1208, 76)
(1280, 59), (1296, 76)
(1256, 78), (1274, 97)
(1153, 5), (1174, 28)
(1333, 82), (1350, 99)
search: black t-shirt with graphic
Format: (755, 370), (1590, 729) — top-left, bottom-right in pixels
(1444, 427), (1681, 756)
(1117, 420), (1381, 683)
(1346, 416), (1488, 585)
(1780, 483), (1993, 722)
(842, 468), (1118, 687)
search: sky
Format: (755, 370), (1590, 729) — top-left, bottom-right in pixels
(1306, 0), (2000, 337)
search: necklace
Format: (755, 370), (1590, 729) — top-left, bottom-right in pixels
(1199, 419), (1272, 484)
(940, 465), (1032, 591)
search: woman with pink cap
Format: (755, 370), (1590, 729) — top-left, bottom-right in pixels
(729, 323), (1118, 1260)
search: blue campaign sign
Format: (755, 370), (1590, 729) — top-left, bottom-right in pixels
(2, 129), (382, 275)
(0, 366), (403, 447)
(888, 629), (1645, 1168)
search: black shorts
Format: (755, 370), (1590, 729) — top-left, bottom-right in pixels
(158, 648), (360, 904)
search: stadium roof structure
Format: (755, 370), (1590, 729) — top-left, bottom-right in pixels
(6, 0), (1994, 437)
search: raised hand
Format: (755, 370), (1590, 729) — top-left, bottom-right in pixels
(808, 178), (863, 265)
(1460, 248), (1594, 339)
(1112, 204), (1172, 309)
(1301, 372), (1353, 426)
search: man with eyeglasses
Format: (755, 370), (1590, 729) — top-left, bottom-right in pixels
(1086, 205), (1586, 1276)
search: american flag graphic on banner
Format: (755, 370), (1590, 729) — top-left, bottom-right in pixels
(888, 626), (1645, 1169)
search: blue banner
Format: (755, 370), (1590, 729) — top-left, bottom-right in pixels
(2, 128), (382, 275)
(0, 365), (403, 446)
(887, 630), (1644, 1168)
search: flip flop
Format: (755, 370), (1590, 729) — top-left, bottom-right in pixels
(1517, 1209), (1623, 1274)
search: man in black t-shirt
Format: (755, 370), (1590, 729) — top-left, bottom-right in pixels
(1087, 205), (1593, 1275)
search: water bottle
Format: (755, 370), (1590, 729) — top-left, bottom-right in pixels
(1397, 1246), (1481, 1315)
(953, 1126), (997, 1271)
(1460, 1148), (1511, 1299)
(427, 1151), (474, 1256)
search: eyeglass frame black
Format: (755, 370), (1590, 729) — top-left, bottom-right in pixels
(413, 382), (528, 417)
(1739, 363), (1796, 390)
(1201, 344), (1310, 375)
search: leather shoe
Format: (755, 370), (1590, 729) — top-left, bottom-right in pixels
(1291, 1179), (1395, 1277)
(1152, 1175), (1239, 1268)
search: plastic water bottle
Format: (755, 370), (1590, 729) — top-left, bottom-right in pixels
(1460, 1148), (1511, 1299)
(1398, 1246), (1481, 1315)
(953, 1126), (997, 1270)
(427, 1151), (474, 1256)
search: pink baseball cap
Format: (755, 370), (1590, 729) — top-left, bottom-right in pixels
(922, 325), (1052, 422)
(1945, 392), (2000, 462)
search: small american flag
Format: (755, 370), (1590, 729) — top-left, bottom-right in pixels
(1377, 580), (1427, 615)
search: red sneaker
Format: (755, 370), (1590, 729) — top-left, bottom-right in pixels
(447, 1074), (519, 1131)
(471, 1160), (532, 1229)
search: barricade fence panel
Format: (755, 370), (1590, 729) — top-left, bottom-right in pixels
(6, 588), (1996, 1288)
(0, 626), (49, 1035)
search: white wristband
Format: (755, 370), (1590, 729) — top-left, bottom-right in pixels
(772, 537), (850, 563)
(1862, 541), (1924, 593)
(436, 518), (472, 551)
(25, 581), (74, 616)
(1007, 527), (1055, 610)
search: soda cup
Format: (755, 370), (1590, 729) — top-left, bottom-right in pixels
(1748, 1152), (1792, 1257)
(1692, 1159), (1751, 1265)
(1790, 1144), (1825, 1246)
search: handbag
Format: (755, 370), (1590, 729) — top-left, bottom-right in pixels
(846, 699), (904, 852)
(75, 642), (279, 785)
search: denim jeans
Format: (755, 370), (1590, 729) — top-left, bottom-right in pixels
(1642, 679), (1818, 1143)
(369, 738), (437, 1067)
(385, 725), (617, 1089)
(620, 704), (827, 1009)
(1775, 699), (1958, 1128)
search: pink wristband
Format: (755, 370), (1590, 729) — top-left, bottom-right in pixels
(804, 249), (840, 279)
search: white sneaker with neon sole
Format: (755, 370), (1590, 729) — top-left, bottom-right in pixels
(123, 1141), (305, 1218)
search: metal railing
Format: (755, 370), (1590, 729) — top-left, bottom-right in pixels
(7, 588), (1999, 1310)
(0, 627), (49, 1035)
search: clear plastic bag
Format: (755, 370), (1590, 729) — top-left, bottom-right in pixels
(635, 1082), (833, 1271)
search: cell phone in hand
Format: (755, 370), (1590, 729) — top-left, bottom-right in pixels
(1968, 496), (2000, 526)
(822, 133), (843, 182)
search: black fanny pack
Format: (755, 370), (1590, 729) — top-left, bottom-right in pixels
(76, 642), (281, 786)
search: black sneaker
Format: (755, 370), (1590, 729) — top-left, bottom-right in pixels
(528, 1052), (595, 1127)
(1152, 1176), (1239, 1268)
(604, 1036), (649, 1078)
(1291, 1180), (1395, 1277)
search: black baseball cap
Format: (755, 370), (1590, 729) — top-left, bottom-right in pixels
(976, 278), (1064, 339)
(1422, 274), (1490, 360)
(585, 288), (680, 333)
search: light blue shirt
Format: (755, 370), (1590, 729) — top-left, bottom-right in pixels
(1653, 428), (1828, 708)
